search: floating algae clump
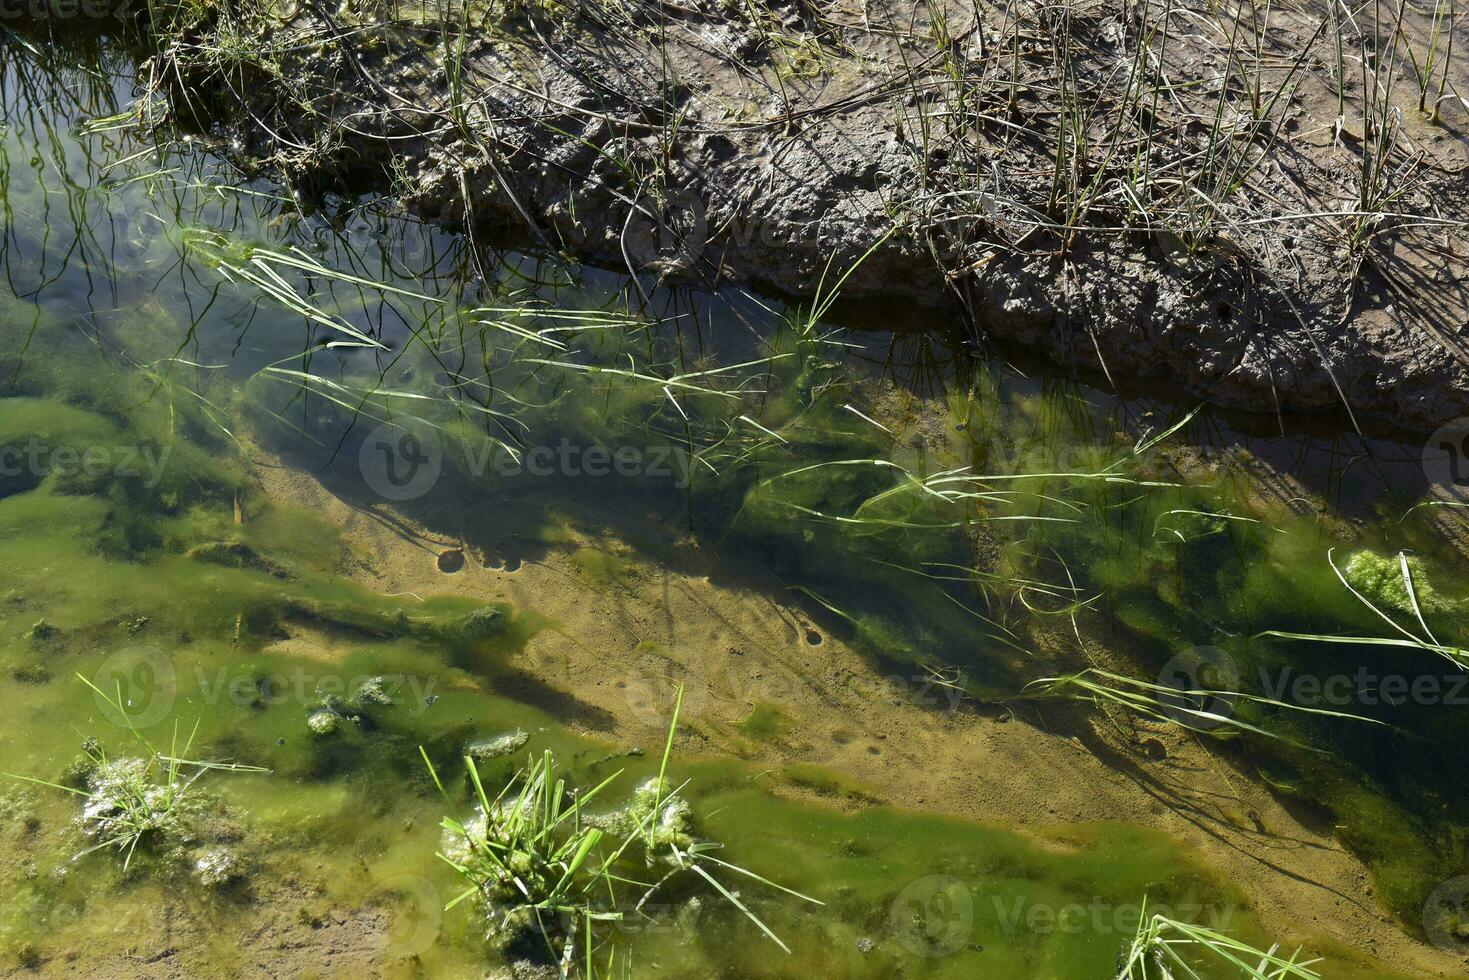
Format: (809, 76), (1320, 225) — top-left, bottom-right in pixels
(588, 777), (694, 852)
(466, 730), (530, 761)
(354, 676), (395, 706)
(437, 771), (692, 955)
(73, 757), (246, 885)
(1343, 551), (1456, 615)
(193, 846), (241, 887)
(439, 803), (559, 953)
(445, 605), (509, 643)
(80, 757), (197, 849)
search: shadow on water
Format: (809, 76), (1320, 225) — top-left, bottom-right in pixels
(2, 21), (1469, 978)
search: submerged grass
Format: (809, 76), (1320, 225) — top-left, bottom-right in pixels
(1021, 667), (1386, 747)
(2, 27), (1467, 972)
(1117, 900), (1322, 979)
(5, 677), (267, 870)
(1259, 548), (1469, 669)
(422, 688), (820, 970)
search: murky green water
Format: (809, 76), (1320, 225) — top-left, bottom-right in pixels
(2, 24), (1467, 979)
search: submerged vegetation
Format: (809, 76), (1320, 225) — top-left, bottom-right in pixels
(423, 691), (821, 970)
(5, 679), (266, 888)
(0, 17), (1466, 980)
(82, 0), (1469, 434)
(1117, 903), (1323, 980)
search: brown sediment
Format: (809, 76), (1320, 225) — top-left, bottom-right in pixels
(0, 881), (393, 978)
(136, 0), (1469, 431)
(251, 442), (1464, 978)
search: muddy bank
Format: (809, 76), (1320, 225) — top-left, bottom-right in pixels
(120, 0), (1469, 430)
(8, 23), (1469, 977)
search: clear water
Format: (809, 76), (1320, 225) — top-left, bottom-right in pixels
(2, 24), (1466, 979)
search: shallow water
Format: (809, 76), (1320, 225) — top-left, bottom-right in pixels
(2, 25), (1467, 979)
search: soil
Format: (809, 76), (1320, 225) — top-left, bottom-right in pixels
(252, 440), (1467, 978)
(146, 0), (1469, 431)
(10, 10), (1469, 977)
(0, 881), (393, 978)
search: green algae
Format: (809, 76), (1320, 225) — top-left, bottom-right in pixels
(738, 702), (791, 740)
(1343, 549), (1456, 616)
(0, 27), (1464, 976)
(0, 358), (1384, 975)
(0, 477), (1334, 976)
(0, 381), (1426, 978)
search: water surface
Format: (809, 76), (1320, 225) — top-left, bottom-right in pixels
(2, 25), (1466, 978)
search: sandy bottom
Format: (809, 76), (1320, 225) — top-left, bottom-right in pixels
(0, 883), (391, 978)
(244, 445), (1461, 979)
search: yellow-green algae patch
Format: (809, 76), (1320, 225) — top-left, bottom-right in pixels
(0, 399), (1395, 978)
